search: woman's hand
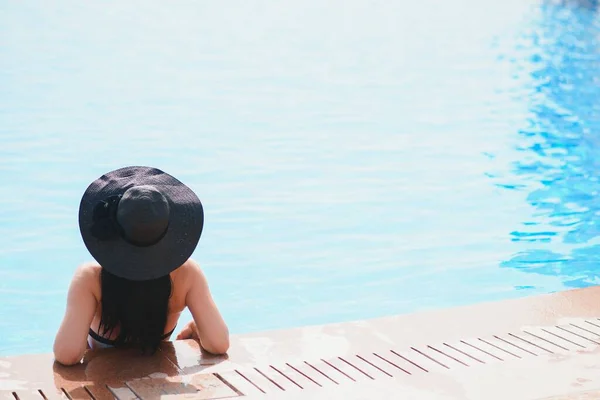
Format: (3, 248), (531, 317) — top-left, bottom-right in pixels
(176, 321), (200, 341)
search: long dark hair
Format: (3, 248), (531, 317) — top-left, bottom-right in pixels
(99, 268), (172, 353)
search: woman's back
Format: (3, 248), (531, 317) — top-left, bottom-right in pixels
(55, 258), (229, 364)
(86, 260), (191, 348)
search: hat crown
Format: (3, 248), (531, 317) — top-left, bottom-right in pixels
(116, 185), (170, 246)
(80, 166), (204, 281)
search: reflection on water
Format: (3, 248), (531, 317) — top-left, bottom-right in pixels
(501, 0), (600, 288)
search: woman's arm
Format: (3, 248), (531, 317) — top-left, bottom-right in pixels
(179, 260), (229, 354)
(53, 264), (97, 365)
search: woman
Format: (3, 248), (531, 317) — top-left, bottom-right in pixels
(53, 166), (229, 366)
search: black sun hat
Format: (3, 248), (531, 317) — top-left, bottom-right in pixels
(78, 166), (204, 281)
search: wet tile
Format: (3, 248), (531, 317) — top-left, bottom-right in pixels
(126, 378), (165, 399)
(385, 348), (444, 373)
(556, 324), (600, 346)
(277, 361), (337, 388)
(319, 357), (372, 383)
(84, 384), (120, 400)
(351, 352), (401, 377)
(216, 370), (262, 397)
(81, 347), (180, 383)
(41, 385), (80, 399)
(0, 353), (87, 397)
(125, 373), (239, 400)
(369, 350), (427, 375)
(0, 346), (185, 399)
(9, 390), (44, 400)
(442, 340), (499, 365)
(522, 327), (585, 352)
(106, 385), (139, 400)
(160, 391), (238, 400)
(300, 360), (351, 385)
(230, 368), (286, 395)
(159, 340), (237, 376)
(266, 363), (321, 390)
(176, 373), (239, 399)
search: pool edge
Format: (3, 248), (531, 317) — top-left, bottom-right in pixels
(2, 285), (600, 399)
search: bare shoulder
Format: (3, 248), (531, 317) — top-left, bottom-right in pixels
(173, 259), (208, 295)
(175, 258), (204, 282)
(71, 262), (101, 300)
(76, 262), (101, 275)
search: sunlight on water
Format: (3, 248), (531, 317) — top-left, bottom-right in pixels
(491, 1), (600, 287)
(1, 0), (600, 355)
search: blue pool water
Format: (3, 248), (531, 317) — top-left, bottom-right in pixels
(2, 0), (600, 356)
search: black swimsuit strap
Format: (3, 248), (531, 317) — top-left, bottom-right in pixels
(88, 326), (176, 346)
(88, 328), (117, 345)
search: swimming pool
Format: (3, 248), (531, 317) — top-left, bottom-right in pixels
(2, 0), (599, 356)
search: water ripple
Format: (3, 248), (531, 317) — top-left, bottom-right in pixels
(498, 1), (600, 286)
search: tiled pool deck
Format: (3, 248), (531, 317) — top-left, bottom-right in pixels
(2, 286), (600, 399)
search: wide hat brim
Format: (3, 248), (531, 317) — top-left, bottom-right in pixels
(79, 166), (204, 281)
